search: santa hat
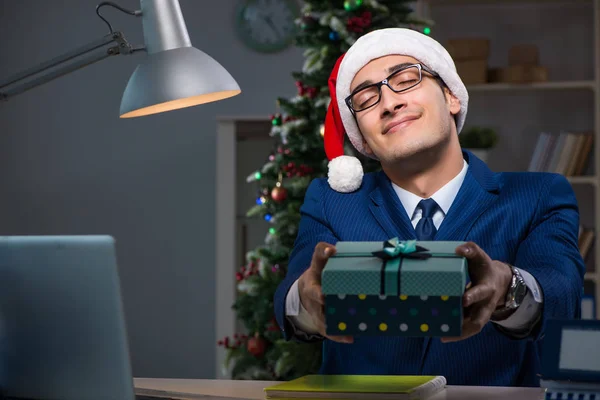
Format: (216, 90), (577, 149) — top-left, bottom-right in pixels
(323, 28), (469, 193)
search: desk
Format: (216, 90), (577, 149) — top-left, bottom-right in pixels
(134, 378), (547, 400)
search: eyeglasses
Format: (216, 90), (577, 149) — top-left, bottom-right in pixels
(345, 63), (439, 113)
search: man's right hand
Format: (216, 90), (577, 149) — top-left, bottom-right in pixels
(297, 242), (354, 344)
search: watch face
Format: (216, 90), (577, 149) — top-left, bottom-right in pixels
(234, 0), (299, 53)
(515, 280), (528, 303)
(513, 271), (528, 305)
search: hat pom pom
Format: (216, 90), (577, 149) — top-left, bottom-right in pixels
(327, 155), (363, 193)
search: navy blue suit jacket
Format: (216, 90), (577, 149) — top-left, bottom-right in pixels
(274, 150), (585, 387)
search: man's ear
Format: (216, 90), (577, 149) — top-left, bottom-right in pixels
(445, 89), (461, 116)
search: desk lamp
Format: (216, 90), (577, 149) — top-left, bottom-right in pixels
(0, 0), (241, 118)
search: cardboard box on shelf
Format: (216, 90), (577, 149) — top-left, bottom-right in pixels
(455, 59), (488, 85)
(500, 65), (548, 83)
(446, 38), (490, 61)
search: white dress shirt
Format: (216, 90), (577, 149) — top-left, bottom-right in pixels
(285, 160), (543, 336)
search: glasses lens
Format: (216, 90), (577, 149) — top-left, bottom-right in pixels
(350, 66), (422, 112)
(388, 66), (422, 91)
(350, 86), (380, 111)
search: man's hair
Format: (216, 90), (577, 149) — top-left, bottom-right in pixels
(434, 76), (448, 93)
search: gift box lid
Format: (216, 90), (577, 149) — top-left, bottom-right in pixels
(322, 239), (468, 297)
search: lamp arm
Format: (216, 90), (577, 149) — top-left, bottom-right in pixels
(0, 31), (145, 101)
(0, 1), (145, 101)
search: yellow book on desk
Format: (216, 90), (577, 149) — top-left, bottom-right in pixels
(264, 375), (446, 399)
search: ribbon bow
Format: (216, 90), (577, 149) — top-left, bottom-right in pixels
(371, 238), (431, 260)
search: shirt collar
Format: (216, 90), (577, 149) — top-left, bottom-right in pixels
(391, 159), (469, 219)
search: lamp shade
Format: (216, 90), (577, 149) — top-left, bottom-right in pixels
(119, 0), (240, 118)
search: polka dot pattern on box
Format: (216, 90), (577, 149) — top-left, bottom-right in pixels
(324, 294), (462, 337)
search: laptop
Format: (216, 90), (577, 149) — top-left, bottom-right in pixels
(0, 235), (168, 400)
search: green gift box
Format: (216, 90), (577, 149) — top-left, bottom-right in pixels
(322, 239), (469, 337)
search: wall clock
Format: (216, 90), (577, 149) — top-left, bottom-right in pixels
(235, 0), (300, 53)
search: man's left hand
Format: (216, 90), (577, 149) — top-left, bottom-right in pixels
(440, 241), (513, 343)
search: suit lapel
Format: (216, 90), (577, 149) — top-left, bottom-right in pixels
(419, 150), (501, 373)
(435, 167), (500, 241)
(369, 171), (417, 240)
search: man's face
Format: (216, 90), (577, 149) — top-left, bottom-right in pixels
(349, 55), (461, 165)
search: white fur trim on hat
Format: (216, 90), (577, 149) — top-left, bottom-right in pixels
(336, 28), (469, 158)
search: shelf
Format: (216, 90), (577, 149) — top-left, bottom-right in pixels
(568, 176), (598, 185)
(586, 272), (598, 281)
(467, 81), (596, 92)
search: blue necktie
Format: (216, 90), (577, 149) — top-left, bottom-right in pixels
(415, 198), (439, 240)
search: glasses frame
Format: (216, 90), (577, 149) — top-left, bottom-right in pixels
(345, 63), (439, 114)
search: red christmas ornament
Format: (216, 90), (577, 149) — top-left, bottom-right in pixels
(271, 186), (288, 203)
(347, 11), (372, 33)
(247, 335), (267, 358)
(306, 87), (318, 98)
(295, 80), (306, 96)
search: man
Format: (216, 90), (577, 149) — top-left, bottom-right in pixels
(273, 28), (585, 387)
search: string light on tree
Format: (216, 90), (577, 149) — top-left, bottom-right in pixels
(344, 0), (363, 11)
(320, 124), (325, 137)
(256, 196), (267, 205)
(424, 26), (431, 35)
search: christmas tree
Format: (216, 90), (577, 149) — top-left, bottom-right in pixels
(217, 0), (433, 381)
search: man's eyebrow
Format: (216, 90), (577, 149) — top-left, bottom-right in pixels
(350, 63), (416, 94)
(386, 62), (415, 74)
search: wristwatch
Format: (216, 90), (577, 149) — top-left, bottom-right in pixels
(496, 264), (528, 315)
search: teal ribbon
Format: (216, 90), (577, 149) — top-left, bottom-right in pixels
(332, 238), (460, 296)
(371, 238), (431, 260)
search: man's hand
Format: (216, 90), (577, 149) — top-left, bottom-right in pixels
(441, 241), (513, 343)
(297, 242), (354, 344)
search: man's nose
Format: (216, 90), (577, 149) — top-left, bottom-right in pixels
(379, 85), (407, 117)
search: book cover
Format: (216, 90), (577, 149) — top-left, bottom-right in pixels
(264, 374), (447, 399)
